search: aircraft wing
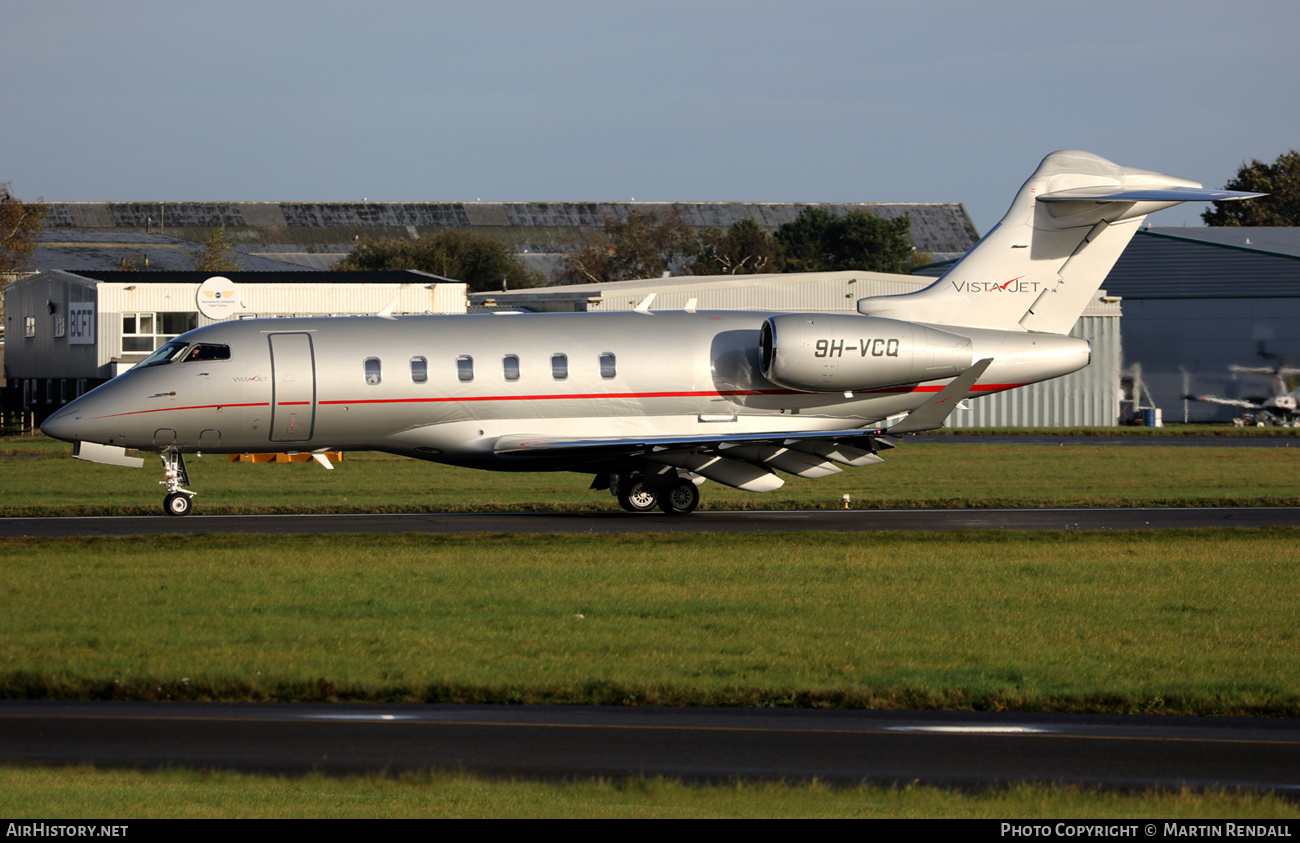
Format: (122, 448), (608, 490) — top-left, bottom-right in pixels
(493, 427), (892, 457)
(1184, 394), (1259, 409)
(1228, 365), (1300, 378)
(493, 359), (992, 491)
(493, 428), (895, 492)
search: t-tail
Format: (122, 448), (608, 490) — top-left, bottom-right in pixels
(857, 150), (1262, 334)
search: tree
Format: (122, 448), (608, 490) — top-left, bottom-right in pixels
(0, 183), (48, 277)
(554, 208), (699, 284)
(774, 207), (914, 274)
(1202, 150), (1300, 226)
(334, 230), (541, 293)
(1, 183), (49, 326)
(687, 218), (782, 275)
(191, 225), (243, 273)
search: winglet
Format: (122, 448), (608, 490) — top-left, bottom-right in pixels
(887, 358), (993, 434)
(634, 293), (657, 313)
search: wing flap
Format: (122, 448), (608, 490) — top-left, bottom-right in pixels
(491, 427), (889, 457)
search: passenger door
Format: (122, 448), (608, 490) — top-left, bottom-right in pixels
(268, 332), (316, 442)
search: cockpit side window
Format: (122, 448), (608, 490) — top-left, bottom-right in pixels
(185, 344), (231, 362)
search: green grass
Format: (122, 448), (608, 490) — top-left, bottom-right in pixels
(2, 434), (1298, 515)
(2, 765), (1297, 819)
(4, 430), (1297, 815)
(929, 425), (1300, 437)
(2, 529), (1296, 715)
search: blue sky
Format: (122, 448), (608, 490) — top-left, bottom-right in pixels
(5, 0), (1297, 234)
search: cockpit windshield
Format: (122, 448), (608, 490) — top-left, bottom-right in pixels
(138, 341), (192, 368)
(137, 341), (231, 368)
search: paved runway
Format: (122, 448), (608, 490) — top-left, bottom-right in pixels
(2, 506), (1298, 538)
(4, 702), (1298, 793)
(4, 462), (1295, 793)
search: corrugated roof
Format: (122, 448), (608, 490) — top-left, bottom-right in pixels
(1142, 226), (1300, 259)
(45, 200), (980, 257)
(67, 270), (456, 285)
(31, 231), (310, 272)
(1103, 228), (1300, 299)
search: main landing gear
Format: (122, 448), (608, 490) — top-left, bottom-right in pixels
(159, 450), (196, 516)
(608, 472), (701, 515)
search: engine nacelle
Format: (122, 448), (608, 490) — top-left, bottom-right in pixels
(760, 314), (973, 393)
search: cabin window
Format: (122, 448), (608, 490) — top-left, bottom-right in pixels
(599, 352), (616, 380)
(503, 354), (520, 382)
(410, 356), (428, 384)
(364, 357), (381, 385)
(551, 353), (568, 380)
(456, 355), (474, 382)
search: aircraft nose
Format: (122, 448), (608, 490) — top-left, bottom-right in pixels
(41, 402), (83, 443)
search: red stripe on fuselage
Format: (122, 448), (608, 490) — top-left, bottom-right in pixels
(90, 383), (1026, 420)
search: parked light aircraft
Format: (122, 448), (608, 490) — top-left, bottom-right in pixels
(1185, 364), (1300, 426)
(42, 151), (1260, 515)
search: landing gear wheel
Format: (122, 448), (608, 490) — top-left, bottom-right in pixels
(164, 491), (193, 517)
(660, 480), (700, 515)
(617, 481), (659, 513)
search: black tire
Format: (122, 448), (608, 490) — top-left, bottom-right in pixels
(617, 481), (659, 513)
(660, 480), (700, 514)
(164, 492), (192, 517)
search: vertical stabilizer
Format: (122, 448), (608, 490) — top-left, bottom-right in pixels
(857, 150), (1260, 334)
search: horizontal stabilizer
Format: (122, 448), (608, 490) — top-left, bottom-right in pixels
(887, 358), (992, 435)
(1037, 186), (1265, 203)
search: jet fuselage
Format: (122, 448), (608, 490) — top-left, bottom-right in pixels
(44, 310), (1088, 472)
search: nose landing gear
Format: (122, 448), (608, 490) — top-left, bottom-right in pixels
(159, 451), (196, 516)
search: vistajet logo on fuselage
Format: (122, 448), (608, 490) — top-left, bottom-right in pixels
(953, 276), (1042, 294)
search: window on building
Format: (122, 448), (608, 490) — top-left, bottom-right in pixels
(53, 316), (66, 339)
(600, 352), (617, 380)
(364, 357), (382, 385)
(503, 354), (520, 382)
(24, 316), (35, 338)
(410, 356), (428, 384)
(121, 312), (198, 354)
(122, 313), (155, 352)
(551, 353), (568, 380)
(160, 312), (195, 337)
(457, 355), (474, 383)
